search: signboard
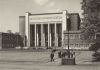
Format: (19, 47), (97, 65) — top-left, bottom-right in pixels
(29, 14), (63, 22)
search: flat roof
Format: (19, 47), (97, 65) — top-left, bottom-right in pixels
(64, 30), (81, 34)
(69, 13), (79, 15)
(19, 16), (25, 17)
(30, 12), (63, 16)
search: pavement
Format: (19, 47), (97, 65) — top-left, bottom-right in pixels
(0, 49), (100, 70)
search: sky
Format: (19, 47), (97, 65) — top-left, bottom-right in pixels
(0, 0), (83, 33)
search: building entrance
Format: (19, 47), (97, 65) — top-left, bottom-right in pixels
(30, 23), (62, 48)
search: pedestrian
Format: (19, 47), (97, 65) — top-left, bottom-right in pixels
(71, 50), (75, 58)
(61, 52), (66, 58)
(70, 52), (73, 58)
(58, 51), (61, 58)
(73, 51), (75, 58)
(50, 51), (54, 62)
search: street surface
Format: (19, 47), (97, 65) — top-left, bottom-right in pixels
(0, 49), (100, 70)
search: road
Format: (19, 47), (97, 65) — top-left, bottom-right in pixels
(0, 49), (100, 70)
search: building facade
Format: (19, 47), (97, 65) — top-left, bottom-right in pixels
(0, 32), (24, 49)
(19, 11), (80, 48)
(63, 31), (91, 50)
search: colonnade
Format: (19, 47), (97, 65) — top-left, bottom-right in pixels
(30, 23), (62, 48)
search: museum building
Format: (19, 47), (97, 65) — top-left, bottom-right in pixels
(19, 10), (81, 49)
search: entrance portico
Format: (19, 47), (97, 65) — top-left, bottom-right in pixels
(30, 23), (62, 48)
(25, 11), (68, 48)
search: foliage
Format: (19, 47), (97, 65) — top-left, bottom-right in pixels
(7, 30), (13, 33)
(92, 52), (100, 61)
(81, 0), (100, 43)
(89, 43), (100, 51)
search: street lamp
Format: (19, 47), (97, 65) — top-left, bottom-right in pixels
(61, 15), (76, 65)
(67, 17), (70, 58)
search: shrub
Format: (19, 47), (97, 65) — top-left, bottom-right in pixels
(89, 43), (100, 52)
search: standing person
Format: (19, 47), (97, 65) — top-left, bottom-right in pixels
(70, 51), (73, 58)
(73, 51), (75, 58)
(71, 50), (75, 58)
(58, 51), (61, 58)
(50, 51), (54, 62)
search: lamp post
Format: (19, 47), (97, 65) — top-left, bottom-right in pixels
(67, 16), (76, 65)
(67, 28), (70, 58)
(61, 16), (75, 65)
(67, 17), (70, 58)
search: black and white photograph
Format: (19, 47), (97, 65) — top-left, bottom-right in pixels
(0, 0), (100, 70)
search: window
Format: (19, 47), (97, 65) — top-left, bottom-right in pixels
(75, 34), (79, 39)
(65, 35), (68, 39)
(75, 44), (78, 47)
(70, 35), (74, 39)
(70, 44), (74, 49)
(70, 44), (73, 47)
(86, 44), (89, 47)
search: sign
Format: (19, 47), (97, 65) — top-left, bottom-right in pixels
(29, 14), (63, 22)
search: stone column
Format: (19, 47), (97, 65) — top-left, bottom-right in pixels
(49, 25), (51, 47)
(25, 12), (30, 47)
(56, 33), (58, 47)
(62, 10), (68, 46)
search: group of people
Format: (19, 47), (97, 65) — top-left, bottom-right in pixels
(50, 50), (75, 62)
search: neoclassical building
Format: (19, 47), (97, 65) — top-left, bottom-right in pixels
(19, 10), (80, 48)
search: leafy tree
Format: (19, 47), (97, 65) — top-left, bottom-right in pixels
(7, 30), (13, 33)
(89, 43), (100, 52)
(81, 0), (100, 43)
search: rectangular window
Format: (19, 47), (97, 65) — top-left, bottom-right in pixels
(70, 35), (74, 39)
(65, 35), (68, 39)
(75, 34), (79, 39)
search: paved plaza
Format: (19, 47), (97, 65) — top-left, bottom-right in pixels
(0, 49), (100, 70)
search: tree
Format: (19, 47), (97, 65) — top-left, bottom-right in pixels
(89, 43), (100, 52)
(15, 32), (20, 35)
(81, 0), (100, 61)
(7, 30), (13, 33)
(81, 0), (100, 43)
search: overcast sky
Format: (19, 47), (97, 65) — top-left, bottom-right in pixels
(0, 0), (83, 33)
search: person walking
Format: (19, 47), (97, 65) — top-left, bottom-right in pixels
(50, 51), (54, 62)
